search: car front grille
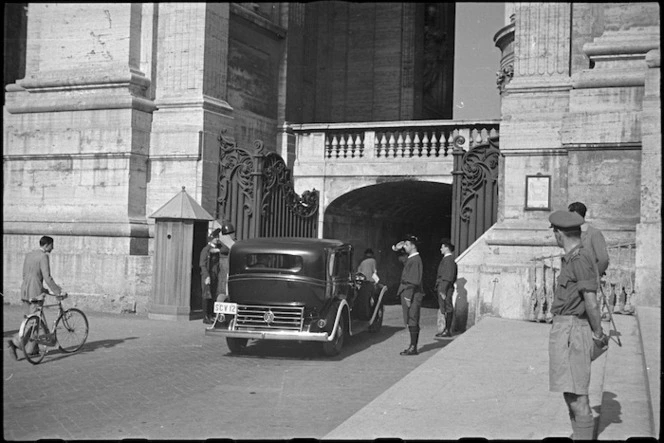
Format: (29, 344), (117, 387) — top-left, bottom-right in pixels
(234, 305), (305, 331)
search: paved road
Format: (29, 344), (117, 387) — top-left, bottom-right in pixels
(3, 302), (450, 440)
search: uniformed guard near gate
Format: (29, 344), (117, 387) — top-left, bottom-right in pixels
(547, 210), (608, 440)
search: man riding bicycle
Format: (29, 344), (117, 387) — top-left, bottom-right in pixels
(7, 235), (65, 360)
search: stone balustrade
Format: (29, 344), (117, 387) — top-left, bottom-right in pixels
(529, 242), (637, 323)
(291, 120), (500, 161)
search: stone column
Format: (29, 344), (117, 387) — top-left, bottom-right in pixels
(500, 2), (572, 221)
(3, 3), (155, 312)
(634, 48), (661, 307)
(147, 3), (234, 221)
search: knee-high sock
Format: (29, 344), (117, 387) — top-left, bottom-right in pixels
(572, 414), (594, 440)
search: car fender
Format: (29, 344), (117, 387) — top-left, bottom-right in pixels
(327, 299), (351, 340)
(369, 285), (388, 325)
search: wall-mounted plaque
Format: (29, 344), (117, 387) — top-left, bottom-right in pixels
(525, 174), (551, 211)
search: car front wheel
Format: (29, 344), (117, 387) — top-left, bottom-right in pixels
(322, 314), (345, 357)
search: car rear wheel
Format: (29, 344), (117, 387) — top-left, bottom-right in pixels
(226, 337), (248, 354)
(322, 314), (345, 357)
(368, 304), (384, 333)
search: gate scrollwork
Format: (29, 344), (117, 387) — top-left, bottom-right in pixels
(262, 152), (319, 219)
(458, 137), (500, 222)
(217, 132), (258, 220)
(216, 132), (319, 239)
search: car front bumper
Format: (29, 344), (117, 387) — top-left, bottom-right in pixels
(204, 326), (335, 342)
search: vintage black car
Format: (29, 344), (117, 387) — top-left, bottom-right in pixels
(204, 237), (386, 356)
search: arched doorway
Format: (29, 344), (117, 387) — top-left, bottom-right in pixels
(324, 180), (452, 304)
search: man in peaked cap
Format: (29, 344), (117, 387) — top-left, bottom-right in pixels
(546, 210), (607, 440)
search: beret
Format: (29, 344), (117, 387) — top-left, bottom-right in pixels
(549, 210), (584, 229)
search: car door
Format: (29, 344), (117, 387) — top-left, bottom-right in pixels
(329, 245), (353, 303)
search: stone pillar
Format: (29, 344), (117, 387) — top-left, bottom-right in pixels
(562, 3), (660, 229)
(635, 48), (661, 307)
(147, 3), (234, 221)
(3, 3), (155, 312)
(500, 2), (572, 221)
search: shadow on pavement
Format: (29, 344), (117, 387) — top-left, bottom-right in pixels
(4, 329), (20, 338)
(42, 337), (140, 363)
(594, 391), (622, 438)
(224, 325), (405, 361)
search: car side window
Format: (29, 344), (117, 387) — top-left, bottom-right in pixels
(332, 248), (351, 278)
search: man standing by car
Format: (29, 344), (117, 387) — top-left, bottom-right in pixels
(435, 239), (457, 338)
(215, 222), (236, 303)
(396, 235), (424, 356)
(7, 235), (64, 359)
(200, 229), (222, 324)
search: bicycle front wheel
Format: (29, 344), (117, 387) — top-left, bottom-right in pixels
(21, 316), (48, 365)
(55, 308), (89, 353)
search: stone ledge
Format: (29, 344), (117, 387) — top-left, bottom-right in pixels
(635, 306), (661, 437)
(3, 220), (151, 238)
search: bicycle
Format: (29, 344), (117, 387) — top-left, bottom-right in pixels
(18, 292), (89, 365)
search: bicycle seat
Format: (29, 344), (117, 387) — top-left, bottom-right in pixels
(29, 298), (44, 305)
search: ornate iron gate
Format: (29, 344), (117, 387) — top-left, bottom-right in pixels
(451, 136), (500, 254)
(216, 133), (319, 240)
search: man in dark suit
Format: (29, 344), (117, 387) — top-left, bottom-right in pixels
(435, 239), (457, 338)
(7, 235), (64, 359)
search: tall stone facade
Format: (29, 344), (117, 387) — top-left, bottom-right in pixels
(458, 2), (661, 326)
(3, 2), (660, 317)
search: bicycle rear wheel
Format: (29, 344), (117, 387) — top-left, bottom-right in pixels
(21, 316), (48, 365)
(55, 308), (89, 353)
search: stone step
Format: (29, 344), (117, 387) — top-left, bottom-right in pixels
(596, 313), (653, 439)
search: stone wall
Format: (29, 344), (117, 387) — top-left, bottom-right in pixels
(3, 4), (155, 312)
(456, 2), (660, 325)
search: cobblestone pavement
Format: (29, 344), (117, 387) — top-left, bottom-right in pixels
(3, 302), (448, 440)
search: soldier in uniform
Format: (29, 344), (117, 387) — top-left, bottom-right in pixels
(547, 210), (607, 440)
(395, 235), (424, 356)
(200, 229), (222, 324)
(215, 222), (236, 303)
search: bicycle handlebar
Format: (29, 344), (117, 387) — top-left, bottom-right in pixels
(29, 292), (68, 303)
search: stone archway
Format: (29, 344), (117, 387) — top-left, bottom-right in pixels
(323, 180), (453, 304)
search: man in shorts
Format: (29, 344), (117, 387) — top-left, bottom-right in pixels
(548, 210), (607, 440)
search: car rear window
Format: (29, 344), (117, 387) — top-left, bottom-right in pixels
(245, 253), (303, 272)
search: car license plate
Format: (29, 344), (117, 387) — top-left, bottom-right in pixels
(214, 302), (238, 315)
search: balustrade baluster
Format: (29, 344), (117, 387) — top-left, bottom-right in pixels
(355, 134), (363, 158)
(413, 132), (422, 157)
(422, 132), (430, 157)
(404, 133), (413, 157)
(396, 133), (404, 157)
(378, 134), (387, 158)
(340, 134), (348, 158)
(431, 132), (440, 157)
(447, 133), (455, 153)
(331, 135), (339, 158)
(388, 134), (396, 158)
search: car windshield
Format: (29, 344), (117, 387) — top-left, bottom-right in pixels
(245, 253), (303, 272)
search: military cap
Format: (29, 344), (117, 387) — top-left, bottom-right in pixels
(549, 210), (584, 230)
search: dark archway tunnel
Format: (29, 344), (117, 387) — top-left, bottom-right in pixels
(323, 180), (453, 305)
